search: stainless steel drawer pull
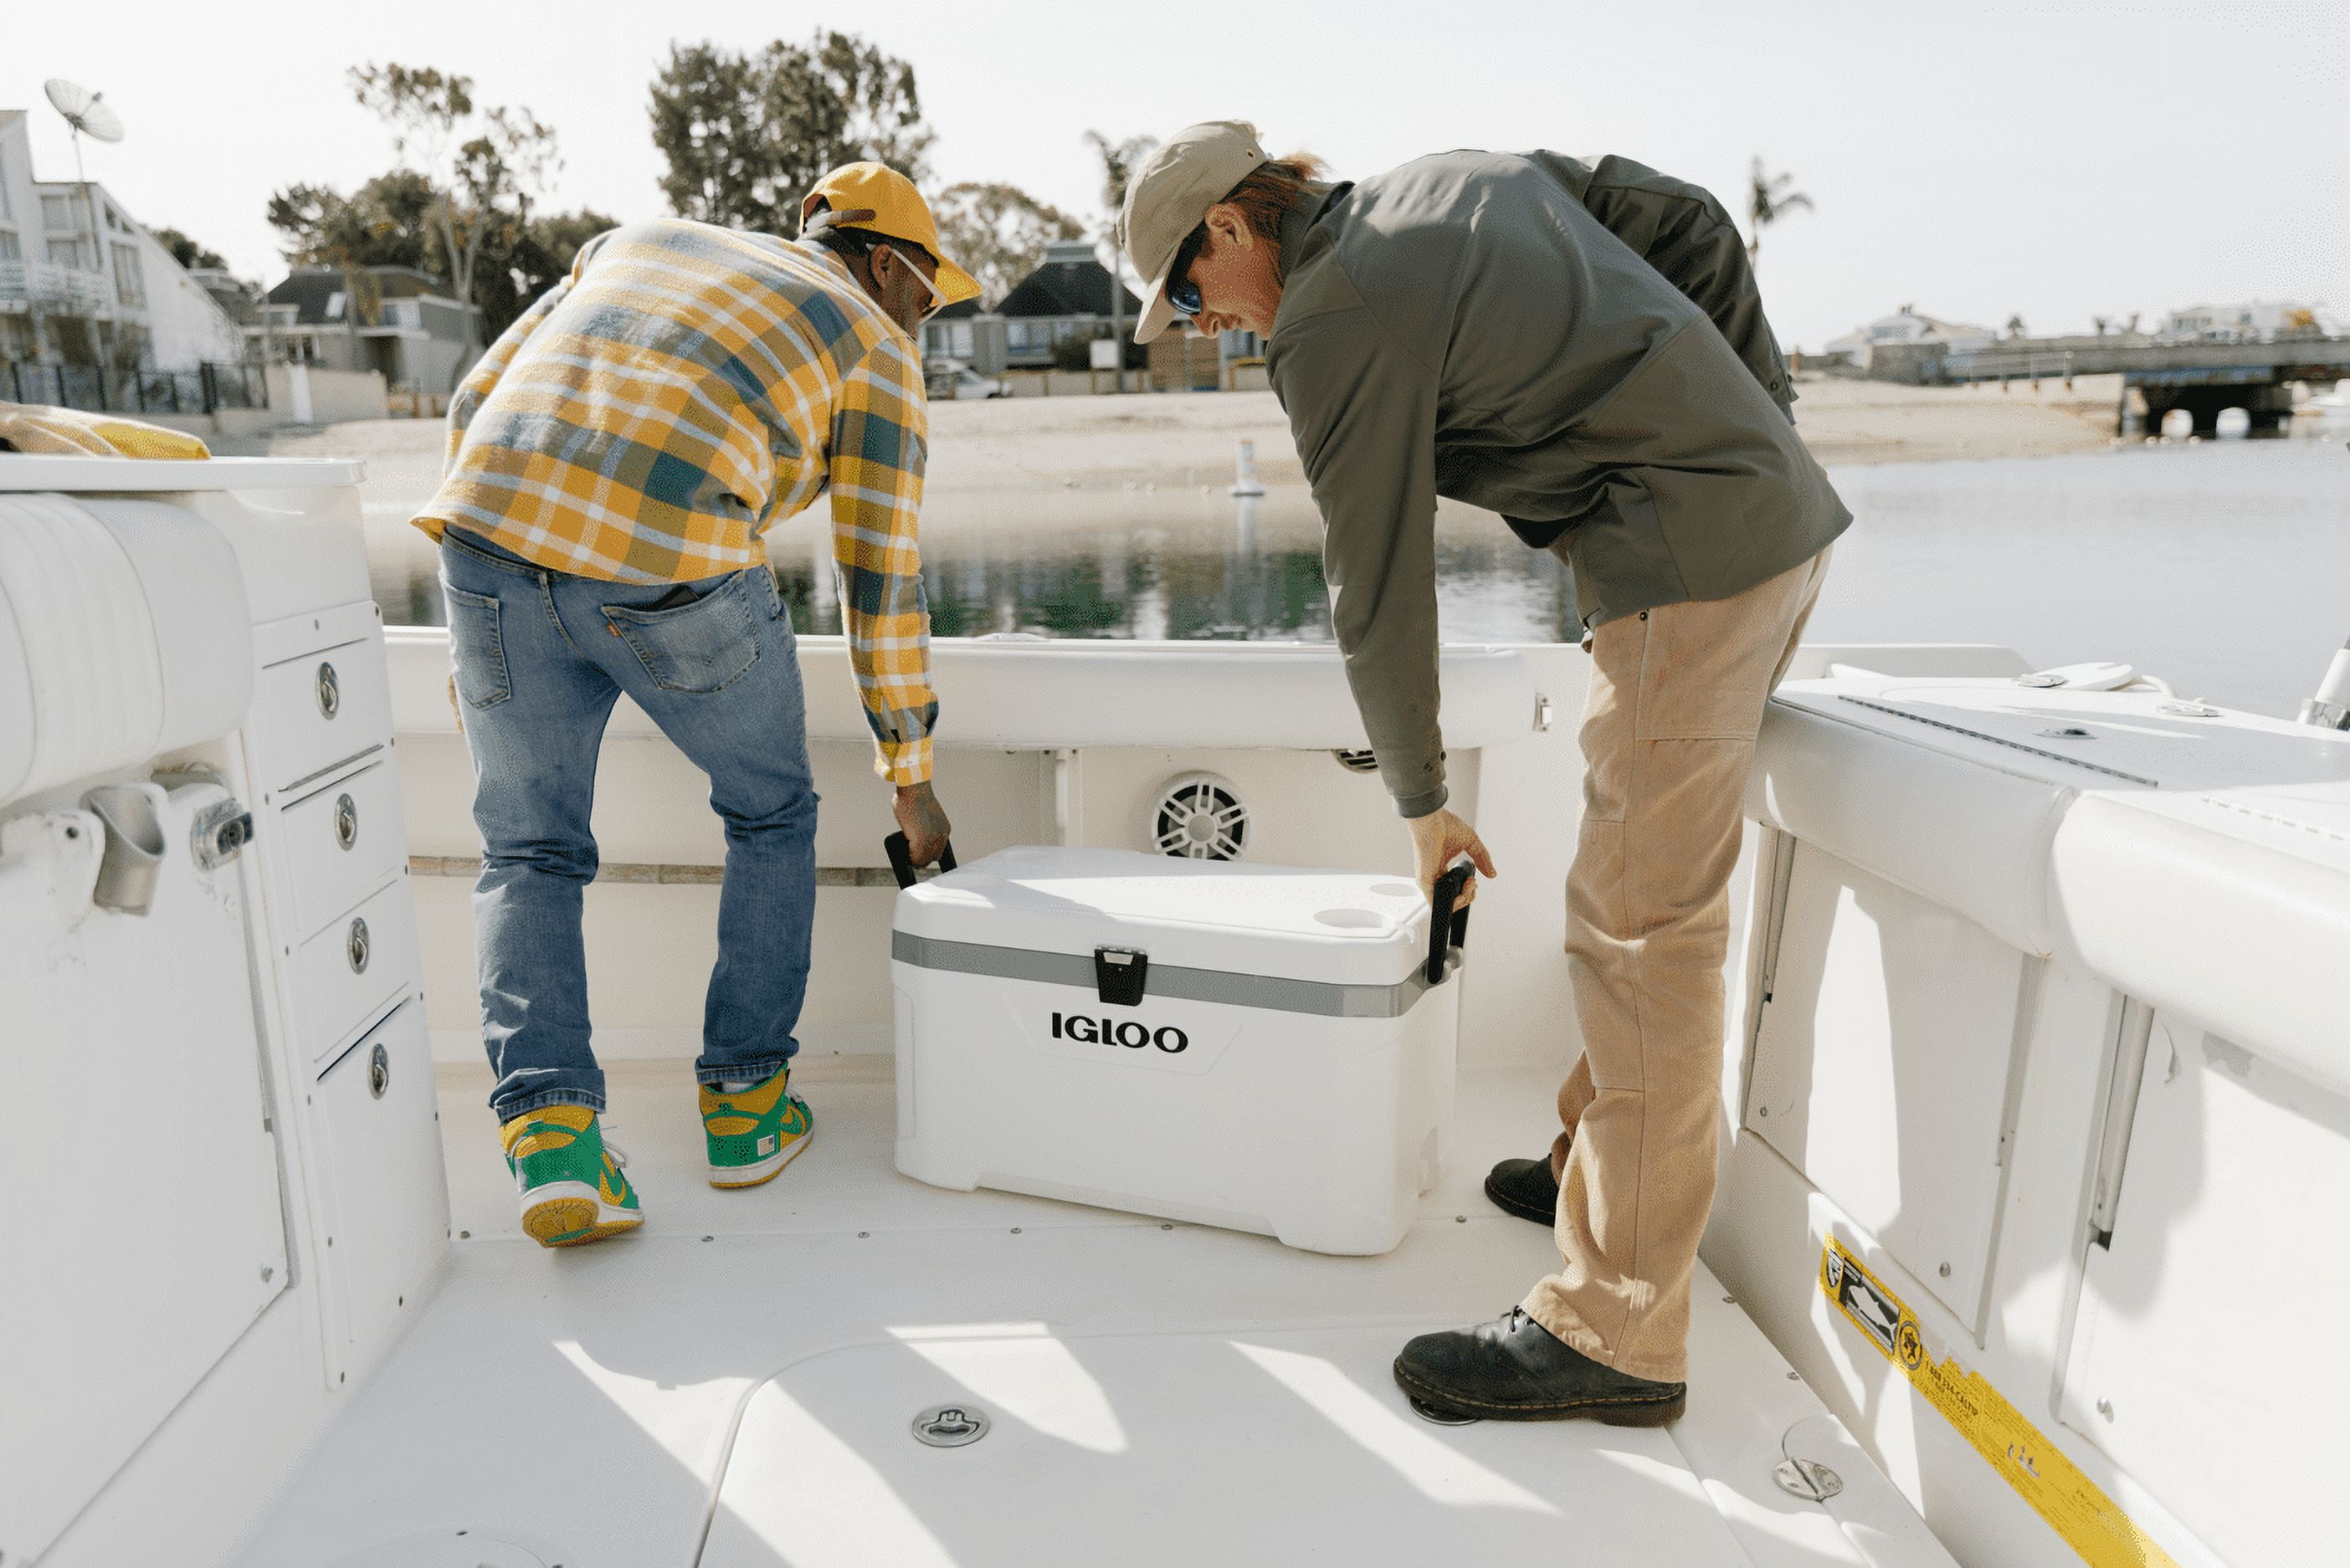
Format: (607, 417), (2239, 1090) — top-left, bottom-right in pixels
(316, 660), (341, 719)
(334, 792), (358, 850)
(368, 1041), (391, 1099)
(346, 916), (371, 974)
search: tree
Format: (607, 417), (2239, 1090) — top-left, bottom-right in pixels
(348, 62), (563, 358)
(649, 33), (931, 234)
(1083, 131), (1160, 218)
(267, 171), (444, 278)
(930, 182), (1083, 308)
(1081, 131), (1160, 383)
(266, 168), (608, 341)
(152, 227), (228, 272)
(473, 206), (619, 339)
(1745, 156), (1814, 266)
(267, 170), (439, 358)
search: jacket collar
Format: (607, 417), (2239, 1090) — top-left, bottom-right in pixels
(1277, 180), (1349, 283)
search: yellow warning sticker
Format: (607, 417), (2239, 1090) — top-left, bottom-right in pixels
(1819, 1237), (2181, 1568)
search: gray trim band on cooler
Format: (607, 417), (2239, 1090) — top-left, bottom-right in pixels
(890, 930), (1445, 1019)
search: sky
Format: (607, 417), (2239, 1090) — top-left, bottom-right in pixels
(4, 0), (2345, 352)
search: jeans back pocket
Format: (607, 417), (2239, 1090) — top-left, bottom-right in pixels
(442, 582), (511, 709)
(603, 572), (762, 694)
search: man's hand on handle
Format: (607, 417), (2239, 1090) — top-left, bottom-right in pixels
(894, 781), (952, 868)
(1407, 807), (1497, 909)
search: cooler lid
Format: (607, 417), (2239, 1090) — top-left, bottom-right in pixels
(893, 847), (1439, 998)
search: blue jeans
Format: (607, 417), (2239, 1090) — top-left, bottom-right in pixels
(438, 530), (818, 1120)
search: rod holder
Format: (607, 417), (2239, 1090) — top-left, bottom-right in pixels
(2299, 638), (2350, 730)
(83, 783), (167, 915)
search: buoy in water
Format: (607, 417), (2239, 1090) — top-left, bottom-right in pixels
(1230, 439), (1267, 497)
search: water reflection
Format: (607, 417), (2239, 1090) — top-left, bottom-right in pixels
(378, 495), (1583, 646)
(369, 434), (2350, 720)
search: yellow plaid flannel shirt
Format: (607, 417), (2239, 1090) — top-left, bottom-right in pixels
(413, 218), (937, 786)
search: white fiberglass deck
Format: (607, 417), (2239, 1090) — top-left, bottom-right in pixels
(228, 1059), (1949, 1568)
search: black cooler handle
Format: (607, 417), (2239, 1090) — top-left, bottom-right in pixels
(885, 831), (957, 890)
(1426, 863), (1474, 985)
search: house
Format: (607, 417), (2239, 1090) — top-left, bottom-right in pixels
(254, 266), (480, 394)
(921, 296), (1009, 377)
(917, 240), (1147, 377)
(0, 108), (245, 372)
(993, 240), (1142, 369)
(2160, 300), (2341, 342)
(1820, 305), (1998, 372)
(186, 268), (265, 330)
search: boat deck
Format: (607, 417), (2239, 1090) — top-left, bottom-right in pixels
(228, 1058), (1950, 1568)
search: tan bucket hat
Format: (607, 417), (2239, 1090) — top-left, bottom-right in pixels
(1119, 120), (1269, 344)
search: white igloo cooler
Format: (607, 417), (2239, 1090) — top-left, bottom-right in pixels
(890, 846), (1465, 1255)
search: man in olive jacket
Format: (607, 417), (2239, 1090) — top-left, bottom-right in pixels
(1123, 121), (1849, 1424)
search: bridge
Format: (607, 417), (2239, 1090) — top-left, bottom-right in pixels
(1869, 334), (2350, 434)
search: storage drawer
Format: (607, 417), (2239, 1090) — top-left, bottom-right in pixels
(280, 758), (406, 934)
(312, 1002), (449, 1375)
(254, 633), (391, 793)
(292, 877), (418, 1064)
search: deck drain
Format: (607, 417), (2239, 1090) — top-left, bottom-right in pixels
(913, 1403), (990, 1448)
(1773, 1458), (1844, 1502)
(1406, 1396), (1480, 1427)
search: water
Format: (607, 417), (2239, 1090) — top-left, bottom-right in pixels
(372, 435), (2350, 721)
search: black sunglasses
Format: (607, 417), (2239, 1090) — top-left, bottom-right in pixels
(1166, 224), (1209, 319)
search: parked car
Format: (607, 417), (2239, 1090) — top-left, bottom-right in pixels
(925, 357), (1010, 400)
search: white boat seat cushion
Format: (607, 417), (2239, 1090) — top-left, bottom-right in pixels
(2053, 792), (2350, 1101)
(1749, 694), (2071, 956)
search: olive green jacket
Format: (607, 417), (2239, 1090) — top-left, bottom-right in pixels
(1266, 151), (1851, 817)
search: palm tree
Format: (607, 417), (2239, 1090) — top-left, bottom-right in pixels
(1747, 156), (1814, 267)
(1081, 131), (1159, 392)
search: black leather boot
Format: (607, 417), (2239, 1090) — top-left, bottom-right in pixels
(1393, 1307), (1686, 1425)
(1484, 1154), (1562, 1225)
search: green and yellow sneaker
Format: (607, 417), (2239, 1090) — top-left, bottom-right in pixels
(701, 1067), (813, 1189)
(499, 1104), (643, 1248)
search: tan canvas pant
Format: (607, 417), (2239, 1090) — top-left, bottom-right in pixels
(1521, 547), (1830, 1384)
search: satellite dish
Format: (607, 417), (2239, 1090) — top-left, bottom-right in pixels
(44, 79), (124, 144)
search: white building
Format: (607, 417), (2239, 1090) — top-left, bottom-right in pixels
(2160, 300), (2342, 342)
(1821, 305), (1998, 371)
(0, 108), (245, 373)
(254, 265), (479, 394)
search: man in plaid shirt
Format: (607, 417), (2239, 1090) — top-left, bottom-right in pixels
(413, 163), (977, 1247)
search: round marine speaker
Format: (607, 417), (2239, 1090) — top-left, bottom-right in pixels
(1149, 772), (1249, 861)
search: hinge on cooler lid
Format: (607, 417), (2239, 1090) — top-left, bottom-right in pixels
(1094, 946), (1148, 1006)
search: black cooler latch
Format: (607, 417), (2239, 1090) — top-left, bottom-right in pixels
(1094, 946), (1148, 1006)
